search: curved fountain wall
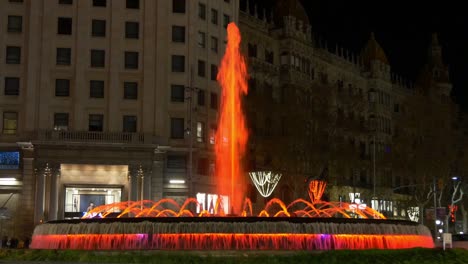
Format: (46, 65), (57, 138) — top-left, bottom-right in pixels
(31, 217), (434, 250)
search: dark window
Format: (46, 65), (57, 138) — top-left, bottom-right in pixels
(210, 64), (218, 81)
(197, 89), (205, 106)
(265, 50), (274, 64)
(198, 3), (206, 19)
(6, 46), (21, 64)
(198, 60), (206, 77)
(124, 82), (138, 99)
(223, 14), (230, 28)
(170, 117), (185, 139)
(210, 92), (218, 110)
(126, 0), (139, 9)
(92, 19), (106, 37)
(167, 155), (186, 168)
(172, 0), (185, 13)
(88, 114), (103, 131)
(124, 51), (139, 69)
(394, 103), (400, 113)
(55, 79), (70, 96)
(90, 80), (104, 98)
(171, 84), (185, 102)
(56, 48), (71, 65)
(54, 113), (69, 131)
(211, 9), (218, 24)
(197, 158), (209, 175)
(92, 0), (106, 7)
(3, 112), (17, 135)
(59, 0), (73, 4)
(57, 17), (72, 35)
(248, 43), (257, 57)
(248, 78), (256, 94)
(224, 0), (230, 2)
(264, 83), (273, 99)
(4, 77), (19, 96)
(123, 115), (137, 132)
(7, 16), (22, 33)
(171, 55), (185, 72)
(210, 36), (218, 53)
(172, 25), (185, 43)
(125, 21), (139, 39)
(9, 0), (23, 2)
(90, 49), (105, 67)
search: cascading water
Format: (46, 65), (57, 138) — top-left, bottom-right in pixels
(31, 218), (434, 250)
(215, 22), (249, 214)
(29, 22), (435, 250)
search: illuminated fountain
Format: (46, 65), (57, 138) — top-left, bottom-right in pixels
(30, 23), (434, 250)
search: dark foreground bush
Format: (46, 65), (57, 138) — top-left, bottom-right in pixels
(0, 248), (467, 264)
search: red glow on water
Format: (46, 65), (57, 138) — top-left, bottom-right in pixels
(31, 233), (434, 250)
(215, 22), (249, 214)
(84, 197), (386, 219)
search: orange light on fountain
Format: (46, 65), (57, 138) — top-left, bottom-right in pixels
(215, 22), (249, 214)
(308, 180), (327, 203)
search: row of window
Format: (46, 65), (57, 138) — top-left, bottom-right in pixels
(248, 43), (275, 64)
(3, 77), (221, 108)
(58, 0), (140, 9)
(1, 112), (138, 134)
(4, 46), (139, 69)
(197, 31), (220, 52)
(170, 117), (216, 143)
(170, 85), (218, 110)
(172, 26), (220, 54)
(57, 17), (140, 39)
(197, 3), (231, 28)
(3, 77), (139, 99)
(171, 55), (218, 77)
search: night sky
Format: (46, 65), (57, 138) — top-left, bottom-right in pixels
(248, 0), (468, 112)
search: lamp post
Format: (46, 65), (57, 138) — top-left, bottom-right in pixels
(368, 88), (378, 211)
(433, 176), (438, 241)
(185, 67), (198, 202)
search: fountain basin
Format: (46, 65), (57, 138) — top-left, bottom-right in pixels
(31, 217), (434, 250)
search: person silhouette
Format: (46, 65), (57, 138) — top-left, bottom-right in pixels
(86, 202), (95, 212)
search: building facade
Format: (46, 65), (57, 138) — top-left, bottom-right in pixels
(0, 0), (238, 238)
(0, 0), (462, 239)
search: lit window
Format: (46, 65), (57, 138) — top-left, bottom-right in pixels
(196, 121), (205, 142)
(3, 112), (18, 134)
(198, 31), (205, 48)
(54, 113), (69, 131)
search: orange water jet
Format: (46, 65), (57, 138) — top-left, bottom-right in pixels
(215, 22), (249, 214)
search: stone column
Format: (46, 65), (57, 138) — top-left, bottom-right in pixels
(151, 150), (165, 201)
(34, 164), (45, 225)
(18, 148), (35, 238)
(48, 167), (59, 221)
(144, 166), (152, 200)
(129, 166), (138, 201)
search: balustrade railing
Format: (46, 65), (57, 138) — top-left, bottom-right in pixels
(37, 130), (148, 144)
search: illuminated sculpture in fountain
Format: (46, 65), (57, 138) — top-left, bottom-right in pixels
(30, 23), (435, 250)
(249, 171), (282, 197)
(308, 180), (327, 203)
